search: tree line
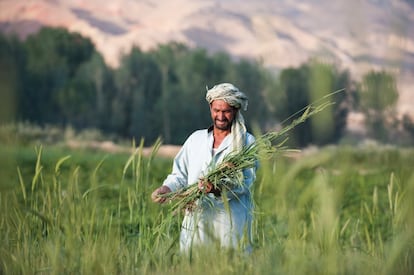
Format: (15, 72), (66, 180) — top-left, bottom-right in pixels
(1, 27), (413, 147)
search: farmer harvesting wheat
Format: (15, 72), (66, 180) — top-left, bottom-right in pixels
(151, 83), (257, 253)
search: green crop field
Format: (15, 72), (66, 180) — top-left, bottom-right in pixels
(1, 142), (413, 274)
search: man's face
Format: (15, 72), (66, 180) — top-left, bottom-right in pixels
(210, 100), (237, 131)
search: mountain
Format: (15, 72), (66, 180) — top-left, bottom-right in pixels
(1, 0), (413, 117)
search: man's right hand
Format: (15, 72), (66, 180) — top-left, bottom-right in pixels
(151, 185), (172, 203)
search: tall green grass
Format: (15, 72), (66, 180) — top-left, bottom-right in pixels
(1, 143), (413, 274)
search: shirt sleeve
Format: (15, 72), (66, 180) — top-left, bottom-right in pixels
(162, 142), (189, 192)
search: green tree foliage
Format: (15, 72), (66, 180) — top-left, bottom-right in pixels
(0, 33), (25, 123)
(169, 47), (218, 141)
(402, 115), (414, 134)
(1, 26), (406, 146)
(22, 27), (95, 125)
(227, 59), (270, 131)
(276, 60), (354, 147)
(358, 71), (398, 141)
(62, 52), (116, 129)
(150, 43), (188, 144)
(78, 52), (117, 131)
(278, 66), (312, 146)
(114, 47), (162, 144)
(308, 61), (354, 145)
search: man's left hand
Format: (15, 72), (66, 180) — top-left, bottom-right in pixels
(198, 180), (213, 193)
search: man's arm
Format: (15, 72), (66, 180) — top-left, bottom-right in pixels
(151, 137), (191, 204)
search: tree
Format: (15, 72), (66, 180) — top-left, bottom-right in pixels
(114, 47), (163, 144)
(151, 42), (189, 144)
(275, 60), (353, 147)
(358, 70), (398, 142)
(22, 27), (95, 125)
(278, 66), (312, 146)
(227, 59), (270, 131)
(73, 52), (117, 131)
(308, 60), (353, 145)
(0, 33), (25, 123)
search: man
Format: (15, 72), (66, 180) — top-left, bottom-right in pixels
(151, 83), (257, 253)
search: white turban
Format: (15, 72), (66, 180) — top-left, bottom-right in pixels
(206, 83), (248, 153)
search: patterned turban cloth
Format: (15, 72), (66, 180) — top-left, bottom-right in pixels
(205, 83), (248, 153)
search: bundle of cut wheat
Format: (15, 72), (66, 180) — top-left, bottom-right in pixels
(159, 100), (334, 213)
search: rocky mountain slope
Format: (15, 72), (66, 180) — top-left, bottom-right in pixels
(1, 0), (413, 116)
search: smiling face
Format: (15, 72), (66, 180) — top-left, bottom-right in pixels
(210, 100), (237, 131)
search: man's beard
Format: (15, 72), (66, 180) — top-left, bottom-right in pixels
(214, 119), (232, 130)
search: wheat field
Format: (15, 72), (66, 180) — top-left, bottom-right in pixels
(1, 142), (413, 274)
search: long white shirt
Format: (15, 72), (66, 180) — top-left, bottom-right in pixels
(162, 128), (257, 252)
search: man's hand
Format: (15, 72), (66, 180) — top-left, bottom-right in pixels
(198, 180), (213, 193)
(151, 185), (171, 203)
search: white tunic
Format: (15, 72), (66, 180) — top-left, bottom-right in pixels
(162, 128), (257, 252)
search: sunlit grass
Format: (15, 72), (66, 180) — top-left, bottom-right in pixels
(0, 143), (413, 274)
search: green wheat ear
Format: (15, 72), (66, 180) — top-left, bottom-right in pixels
(55, 155), (71, 174)
(31, 145), (43, 192)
